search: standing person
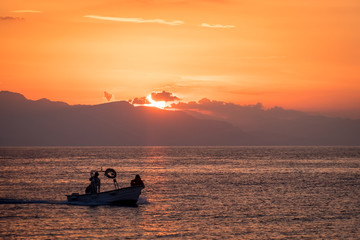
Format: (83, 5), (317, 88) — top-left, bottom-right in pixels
(92, 172), (101, 193)
(131, 174), (145, 187)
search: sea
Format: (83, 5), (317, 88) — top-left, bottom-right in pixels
(0, 146), (359, 239)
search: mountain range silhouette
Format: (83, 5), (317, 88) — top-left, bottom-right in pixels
(1, 91), (359, 146)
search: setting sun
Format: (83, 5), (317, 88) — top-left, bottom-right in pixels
(146, 94), (166, 109)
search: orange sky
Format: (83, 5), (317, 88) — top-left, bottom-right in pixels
(1, 0), (360, 118)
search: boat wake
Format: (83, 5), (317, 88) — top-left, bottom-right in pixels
(0, 197), (149, 206)
(137, 196), (150, 205)
(0, 198), (68, 205)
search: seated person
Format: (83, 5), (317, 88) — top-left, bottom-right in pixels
(85, 172), (101, 194)
(131, 174), (145, 187)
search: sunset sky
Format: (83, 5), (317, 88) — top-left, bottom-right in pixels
(1, 0), (359, 118)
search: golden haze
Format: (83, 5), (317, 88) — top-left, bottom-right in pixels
(0, 0), (359, 118)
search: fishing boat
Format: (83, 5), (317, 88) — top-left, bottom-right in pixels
(66, 168), (144, 206)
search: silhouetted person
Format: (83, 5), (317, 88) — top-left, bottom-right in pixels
(131, 174), (145, 187)
(86, 172), (101, 194)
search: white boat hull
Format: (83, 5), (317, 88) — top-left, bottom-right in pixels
(66, 186), (143, 206)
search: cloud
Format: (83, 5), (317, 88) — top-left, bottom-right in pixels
(200, 23), (235, 28)
(170, 98), (309, 131)
(10, 10), (41, 13)
(0, 16), (24, 21)
(172, 98), (264, 113)
(129, 91), (180, 107)
(84, 15), (184, 26)
(151, 91), (180, 102)
(129, 97), (150, 105)
(239, 56), (287, 60)
(104, 91), (112, 101)
(181, 75), (234, 82)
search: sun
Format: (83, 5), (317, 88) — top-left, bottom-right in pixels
(146, 94), (166, 109)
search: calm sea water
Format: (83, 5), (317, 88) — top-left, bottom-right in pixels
(0, 146), (359, 239)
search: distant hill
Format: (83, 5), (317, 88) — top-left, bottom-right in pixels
(0, 91), (247, 146)
(174, 100), (360, 145)
(1, 91), (359, 146)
